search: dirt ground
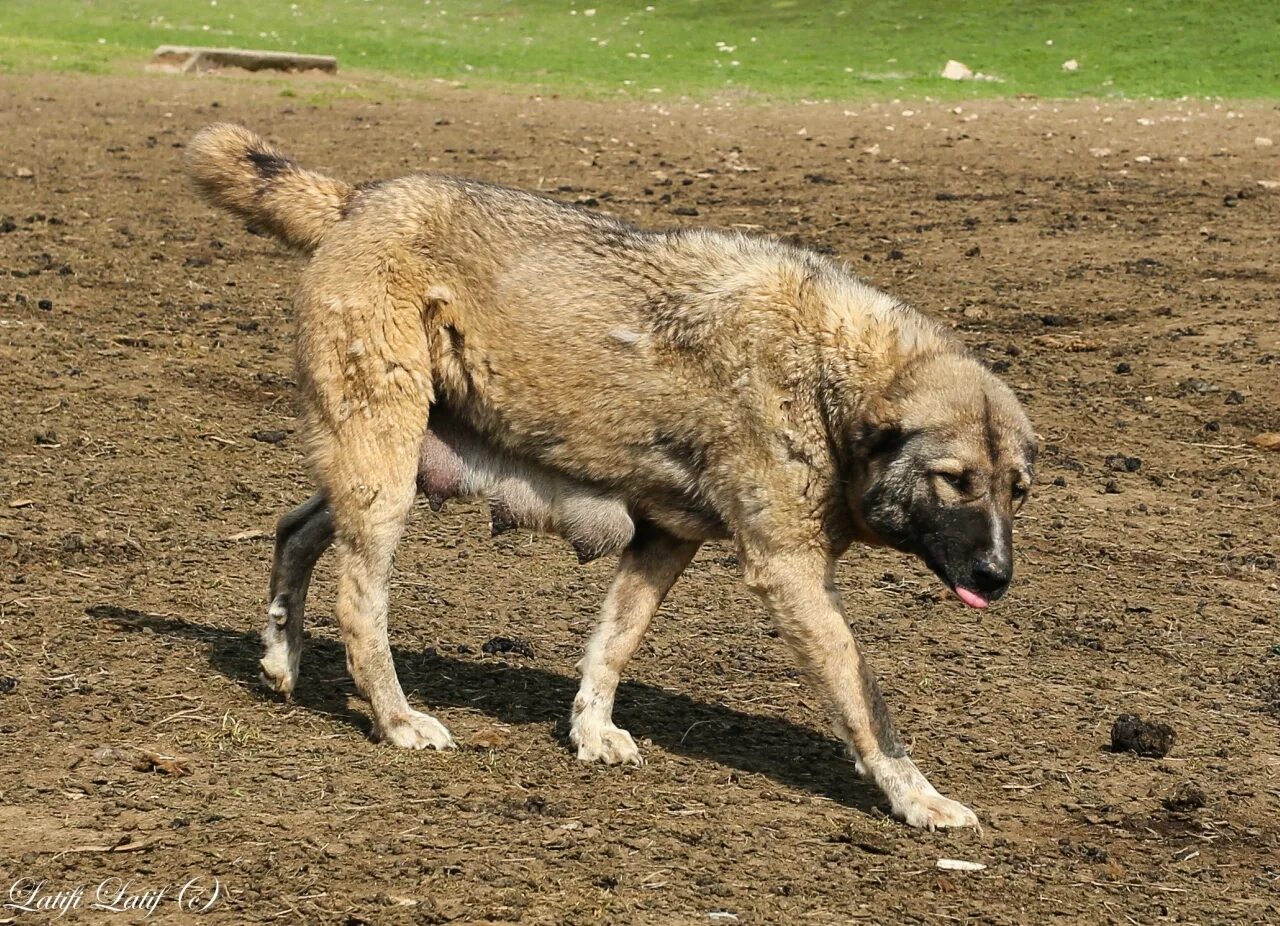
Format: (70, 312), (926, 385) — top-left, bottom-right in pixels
(0, 73), (1277, 924)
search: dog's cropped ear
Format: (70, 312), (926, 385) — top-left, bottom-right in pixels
(853, 395), (907, 458)
(859, 424), (916, 464)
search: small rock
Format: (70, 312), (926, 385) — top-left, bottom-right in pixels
(470, 729), (507, 750)
(37, 299), (53, 310)
(670, 206), (699, 217)
(0, 676), (17, 694)
(1114, 362), (1131, 374)
(1249, 432), (1280, 451)
(941, 60), (973, 81)
(936, 858), (986, 872)
(133, 750), (191, 778)
(1062, 59), (1080, 72)
(1255, 137), (1274, 148)
(251, 429), (288, 444)
(1103, 479), (1121, 494)
(15, 166), (34, 179)
(225, 528), (271, 542)
(1110, 714), (1175, 758)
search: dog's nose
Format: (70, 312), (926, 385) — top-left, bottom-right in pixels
(971, 559), (1011, 598)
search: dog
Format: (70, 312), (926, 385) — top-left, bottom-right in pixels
(186, 124), (1036, 830)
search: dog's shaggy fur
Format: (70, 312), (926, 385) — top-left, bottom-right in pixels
(187, 124), (1036, 829)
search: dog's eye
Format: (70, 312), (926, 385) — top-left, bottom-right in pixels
(934, 471), (967, 492)
(1011, 482), (1029, 502)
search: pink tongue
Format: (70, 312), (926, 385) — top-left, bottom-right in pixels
(955, 586), (990, 609)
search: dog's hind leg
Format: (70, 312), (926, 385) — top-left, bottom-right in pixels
(743, 549), (979, 831)
(300, 266), (452, 750)
(571, 525), (700, 765)
(261, 492), (335, 697)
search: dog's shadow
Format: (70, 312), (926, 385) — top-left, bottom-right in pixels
(87, 604), (882, 815)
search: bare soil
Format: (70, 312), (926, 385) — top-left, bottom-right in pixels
(1, 74), (1278, 924)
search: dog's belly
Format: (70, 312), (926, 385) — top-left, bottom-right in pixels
(416, 408), (726, 558)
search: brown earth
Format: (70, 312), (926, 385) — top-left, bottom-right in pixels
(1, 73), (1278, 924)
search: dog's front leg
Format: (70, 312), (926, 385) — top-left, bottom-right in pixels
(571, 525), (701, 765)
(745, 552), (978, 830)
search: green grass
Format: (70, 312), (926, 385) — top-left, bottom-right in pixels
(2, 1), (1278, 100)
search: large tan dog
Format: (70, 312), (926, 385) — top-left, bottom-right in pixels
(187, 124), (1036, 830)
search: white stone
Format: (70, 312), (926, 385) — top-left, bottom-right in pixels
(941, 59), (972, 81)
(1062, 59), (1079, 72)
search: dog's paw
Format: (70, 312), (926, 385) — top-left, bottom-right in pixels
(897, 792), (979, 831)
(375, 710), (456, 750)
(259, 598), (299, 696)
(259, 664), (296, 697)
(570, 721), (644, 766)
(259, 650), (298, 698)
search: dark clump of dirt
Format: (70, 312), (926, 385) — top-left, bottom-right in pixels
(1162, 781), (1208, 813)
(1105, 454), (1143, 472)
(481, 636), (534, 658)
(1111, 714), (1176, 757)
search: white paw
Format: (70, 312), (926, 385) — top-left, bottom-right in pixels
(570, 720), (644, 766)
(896, 792), (979, 831)
(375, 710), (456, 750)
(259, 654), (297, 697)
(260, 599), (299, 696)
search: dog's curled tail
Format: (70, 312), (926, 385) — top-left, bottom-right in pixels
(185, 123), (352, 253)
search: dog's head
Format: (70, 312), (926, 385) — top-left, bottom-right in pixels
(849, 353), (1036, 609)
